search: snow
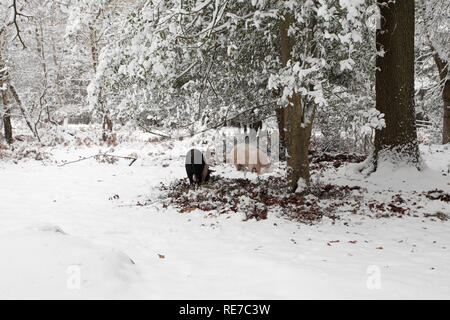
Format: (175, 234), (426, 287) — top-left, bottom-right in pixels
(0, 129), (449, 299)
(0, 227), (140, 299)
(295, 177), (307, 193)
(339, 58), (355, 72)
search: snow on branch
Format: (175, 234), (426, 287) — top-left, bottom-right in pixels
(8, 0), (31, 49)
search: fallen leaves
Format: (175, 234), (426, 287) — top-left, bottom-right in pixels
(424, 189), (450, 202)
(423, 212), (449, 221)
(388, 203), (407, 214)
(155, 160), (446, 225)
(327, 240), (340, 246)
(311, 152), (366, 169)
(179, 205), (197, 213)
(160, 176), (338, 224)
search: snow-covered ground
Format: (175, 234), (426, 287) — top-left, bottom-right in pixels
(0, 126), (449, 299)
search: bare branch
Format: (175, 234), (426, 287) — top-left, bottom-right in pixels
(58, 153), (138, 167)
(9, 0), (28, 49)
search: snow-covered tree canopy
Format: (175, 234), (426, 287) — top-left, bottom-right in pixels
(87, 0), (371, 133)
(415, 0), (450, 122)
(0, 0), (447, 149)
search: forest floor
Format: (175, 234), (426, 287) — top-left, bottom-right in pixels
(0, 124), (449, 299)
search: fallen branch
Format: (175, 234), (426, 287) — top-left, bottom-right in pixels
(58, 153), (138, 167)
(138, 122), (172, 138)
(117, 199), (163, 208)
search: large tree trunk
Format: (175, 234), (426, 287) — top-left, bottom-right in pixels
(283, 94), (314, 193)
(430, 46), (450, 144)
(280, 12), (314, 193)
(373, 0), (419, 167)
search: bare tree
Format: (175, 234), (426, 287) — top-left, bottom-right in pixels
(432, 47), (450, 144)
(0, 0), (30, 144)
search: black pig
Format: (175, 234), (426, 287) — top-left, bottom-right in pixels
(185, 149), (212, 186)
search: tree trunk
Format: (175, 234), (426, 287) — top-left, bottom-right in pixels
(0, 38), (12, 145)
(102, 111), (113, 141)
(90, 24), (112, 141)
(99, 89), (113, 142)
(284, 94), (314, 193)
(35, 19), (56, 125)
(280, 12), (314, 193)
(374, 0), (419, 167)
(9, 83), (41, 142)
(275, 107), (286, 161)
(1, 91), (12, 145)
(50, 2), (63, 110)
(430, 46), (450, 144)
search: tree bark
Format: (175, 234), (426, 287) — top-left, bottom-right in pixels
(1, 88), (12, 145)
(49, 2), (63, 110)
(275, 107), (286, 161)
(284, 94), (314, 193)
(35, 20), (56, 126)
(374, 0), (419, 167)
(430, 46), (450, 144)
(280, 12), (314, 193)
(0, 37), (13, 145)
(90, 24), (112, 141)
(9, 83), (41, 142)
